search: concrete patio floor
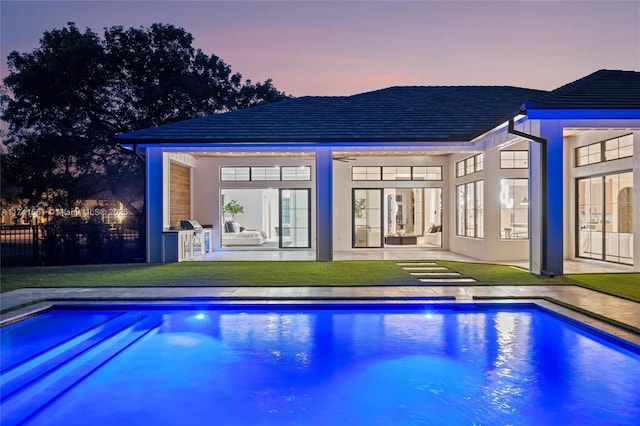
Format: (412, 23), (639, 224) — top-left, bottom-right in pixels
(2, 251), (637, 347)
(2, 282), (639, 347)
(196, 248), (635, 274)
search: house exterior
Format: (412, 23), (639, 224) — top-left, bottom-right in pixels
(116, 69), (640, 275)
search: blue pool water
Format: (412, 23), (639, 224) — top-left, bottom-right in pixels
(1, 304), (639, 425)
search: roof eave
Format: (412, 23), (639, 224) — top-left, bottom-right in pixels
(116, 136), (479, 146)
(525, 108), (640, 120)
(118, 138), (478, 150)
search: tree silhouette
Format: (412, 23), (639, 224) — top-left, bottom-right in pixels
(1, 22), (290, 221)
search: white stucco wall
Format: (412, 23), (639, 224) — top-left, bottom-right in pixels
(190, 155), (316, 250)
(448, 140), (531, 262)
(485, 140), (530, 261)
(153, 118), (638, 270)
(331, 155), (450, 252)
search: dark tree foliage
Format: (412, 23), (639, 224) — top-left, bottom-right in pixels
(1, 22), (290, 220)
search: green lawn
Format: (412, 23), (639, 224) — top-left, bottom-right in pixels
(2, 260), (639, 303)
(0, 261), (418, 291)
(563, 273), (640, 301)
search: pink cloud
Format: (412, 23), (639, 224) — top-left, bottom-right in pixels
(1, 0), (638, 97)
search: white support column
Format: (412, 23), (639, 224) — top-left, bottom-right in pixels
(544, 121), (565, 276)
(145, 148), (164, 263)
(315, 146), (333, 261)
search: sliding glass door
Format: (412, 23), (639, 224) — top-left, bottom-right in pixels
(577, 172), (633, 265)
(279, 189), (311, 248)
(353, 189), (383, 248)
(353, 188), (443, 248)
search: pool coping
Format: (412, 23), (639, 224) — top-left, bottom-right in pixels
(2, 290), (639, 349)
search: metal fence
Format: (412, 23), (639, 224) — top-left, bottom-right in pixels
(1, 223), (145, 267)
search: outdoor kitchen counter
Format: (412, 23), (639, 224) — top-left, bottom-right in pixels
(162, 228), (212, 262)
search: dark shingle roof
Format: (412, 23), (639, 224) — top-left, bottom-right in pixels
(528, 69), (640, 110)
(116, 86), (548, 144)
(115, 69), (640, 145)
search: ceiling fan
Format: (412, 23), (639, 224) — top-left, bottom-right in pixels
(333, 156), (356, 163)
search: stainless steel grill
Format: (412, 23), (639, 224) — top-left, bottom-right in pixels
(180, 220), (203, 234)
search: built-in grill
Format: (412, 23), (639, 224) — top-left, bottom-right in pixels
(180, 220), (203, 234)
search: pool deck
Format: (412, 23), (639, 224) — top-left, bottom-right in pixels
(2, 284), (639, 347)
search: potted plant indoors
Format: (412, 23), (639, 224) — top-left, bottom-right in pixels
(223, 200), (244, 220)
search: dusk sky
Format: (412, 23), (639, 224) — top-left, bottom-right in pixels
(1, 0), (639, 97)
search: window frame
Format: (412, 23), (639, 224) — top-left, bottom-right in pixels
(575, 134), (633, 167)
(500, 150), (529, 169)
(352, 166), (442, 181)
(499, 178), (529, 240)
(220, 166), (311, 182)
(455, 153), (483, 177)
(456, 180), (483, 238)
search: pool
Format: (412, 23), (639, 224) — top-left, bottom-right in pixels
(1, 303), (639, 425)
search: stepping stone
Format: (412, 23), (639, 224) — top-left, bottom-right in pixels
(396, 262), (438, 266)
(419, 278), (477, 283)
(410, 272), (461, 276)
(402, 266), (448, 271)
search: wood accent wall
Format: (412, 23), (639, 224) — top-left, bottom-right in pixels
(169, 162), (191, 227)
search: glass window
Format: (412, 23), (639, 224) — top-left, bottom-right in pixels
(576, 143), (601, 166)
(382, 166), (411, 181)
(352, 167), (381, 181)
(412, 167), (428, 180)
(499, 178), (529, 239)
(588, 143), (601, 164)
(220, 167), (250, 181)
(222, 165), (309, 181)
(576, 146), (589, 167)
(221, 167), (235, 181)
(397, 167), (412, 180)
(575, 134), (632, 167)
(456, 180), (483, 238)
(412, 166), (442, 181)
(514, 151), (528, 168)
(456, 185), (465, 236)
(266, 166), (282, 180)
(353, 166), (442, 181)
(475, 180), (484, 238)
(465, 158), (474, 175)
(251, 166), (281, 181)
(465, 182), (475, 237)
(428, 167), (443, 180)
(500, 151), (529, 169)
(475, 154), (484, 172)
(618, 134), (634, 158)
(500, 153), (511, 169)
(456, 154), (483, 177)
(605, 138), (620, 161)
(282, 166), (311, 181)
(605, 134), (634, 161)
(382, 167), (395, 180)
